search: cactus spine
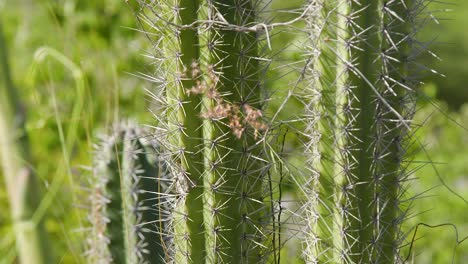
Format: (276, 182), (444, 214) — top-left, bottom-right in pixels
(304, 0), (418, 263)
(88, 122), (165, 263)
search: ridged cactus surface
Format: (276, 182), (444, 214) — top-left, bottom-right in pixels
(302, 0), (422, 263)
(134, 0), (276, 263)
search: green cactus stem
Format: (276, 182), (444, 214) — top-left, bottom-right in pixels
(138, 1), (207, 262)
(304, 0), (418, 263)
(198, 1), (270, 262)
(135, 0), (274, 262)
(304, 0), (341, 262)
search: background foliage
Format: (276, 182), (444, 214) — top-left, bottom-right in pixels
(0, 0), (466, 263)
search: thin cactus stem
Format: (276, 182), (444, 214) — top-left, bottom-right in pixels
(198, 4), (219, 259)
(332, 0), (352, 261)
(335, 1), (385, 262)
(373, 0), (415, 261)
(304, 0), (342, 261)
(88, 136), (113, 263)
(107, 133), (126, 262)
(121, 127), (165, 263)
(0, 18), (49, 264)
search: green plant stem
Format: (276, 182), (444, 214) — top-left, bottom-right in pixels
(333, 0), (351, 260)
(89, 124), (165, 263)
(0, 19), (49, 264)
(121, 127), (165, 263)
(160, 0), (206, 262)
(107, 136), (126, 262)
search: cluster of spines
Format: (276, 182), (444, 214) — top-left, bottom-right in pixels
(302, 0), (423, 263)
(87, 121), (166, 263)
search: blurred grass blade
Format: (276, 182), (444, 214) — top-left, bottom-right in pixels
(0, 18), (50, 264)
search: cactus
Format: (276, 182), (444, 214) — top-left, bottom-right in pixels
(302, 0), (422, 263)
(198, 1), (272, 263)
(133, 0), (276, 263)
(87, 122), (167, 263)
(127, 0), (428, 263)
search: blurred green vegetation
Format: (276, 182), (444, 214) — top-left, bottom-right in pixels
(0, 0), (466, 263)
(419, 0), (468, 110)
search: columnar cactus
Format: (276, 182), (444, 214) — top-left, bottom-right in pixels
(135, 0), (274, 263)
(87, 122), (166, 263)
(198, 1), (272, 263)
(303, 0), (421, 263)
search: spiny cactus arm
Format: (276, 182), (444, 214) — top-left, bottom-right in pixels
(89, 131), (125, 263)
(305, 0), (341, 262)
(134, 0), (206, 262)
(198, 9), (219, 260)
(0, 19), (49, 264)
(199, 1), (269, 262)
(332, 0), (351, 261)
(146, 0), (206, 262)
(305, 1), (418, 262)
(121, 125), (166, 263)
(306, 0), (388, 262)
(135, 137), (169, 263)
(343, 1), (384, 262)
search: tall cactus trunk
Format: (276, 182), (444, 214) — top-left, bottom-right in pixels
(199, 1), (269, 263)
(304, 0), (417, 263)
(145, 0), (207, 262)
(136, 0), (272, 263)
(0, 18), (49, 264)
